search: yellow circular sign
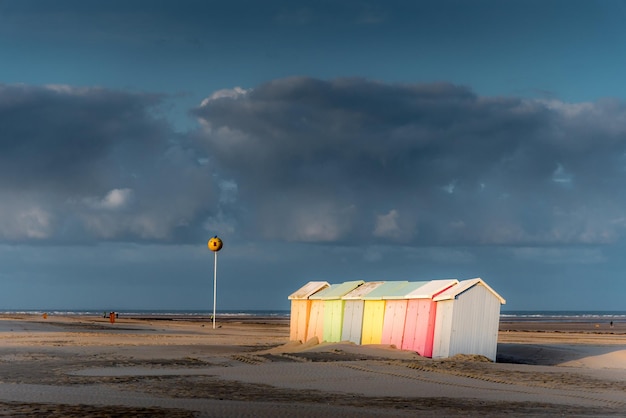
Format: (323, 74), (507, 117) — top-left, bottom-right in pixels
(208, 236), (223, 252)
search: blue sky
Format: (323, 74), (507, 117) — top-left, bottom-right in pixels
(2, 0), (626, 311)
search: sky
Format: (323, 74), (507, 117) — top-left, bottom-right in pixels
(2, 0), (626, 311)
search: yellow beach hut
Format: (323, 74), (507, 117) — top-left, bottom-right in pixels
(360, 281), (409, 345)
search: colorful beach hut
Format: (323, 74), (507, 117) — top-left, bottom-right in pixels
(321, 280), (364, 343)
(341, 281), (385, 344)
(400, 279), (458, 357)
(288, 281), (330, 342)
(360, 281), (409, 345)
(380, 281), (430, 349)
(307, 280), (364, 343)
(432, 278), (506, 361)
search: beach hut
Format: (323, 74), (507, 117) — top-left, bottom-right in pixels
(380, 281), (430, 349)
(400, 279), (459, 357)
(288, 281), (330, 342)
(341, 281), (385, 344)
(432, 278), (506, 361)
(307, 281), (364, 343)
(322, 280), (365, 343)
(360, 281), (409, 345)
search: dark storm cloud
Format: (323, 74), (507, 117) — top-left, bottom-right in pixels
(194, 77), (626, 246)
(0, 84), (215, 242)
(0, 85), (162, 190)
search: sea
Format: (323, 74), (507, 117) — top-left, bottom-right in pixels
(0, 309), (625, 323)
(0, 309), (291, 319)
(500, 311), (626, 323)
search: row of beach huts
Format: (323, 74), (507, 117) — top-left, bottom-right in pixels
(288, 278), (506, 361)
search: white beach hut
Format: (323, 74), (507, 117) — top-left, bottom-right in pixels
(340, 281), (385, 344)
(431, 278), (506, 361)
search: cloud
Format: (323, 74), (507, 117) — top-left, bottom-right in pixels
(193, 76), (626, 246)
(82, 188), (134, 210)
(0, 84), (216, 243)
(5, 77), (626, 250)
(0, 204), (52, 240)
(373, 209), (415, 242)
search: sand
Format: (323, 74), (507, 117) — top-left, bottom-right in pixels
(0, 315), (625, 417)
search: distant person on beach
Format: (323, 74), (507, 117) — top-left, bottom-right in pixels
(610, 321), (614, 328)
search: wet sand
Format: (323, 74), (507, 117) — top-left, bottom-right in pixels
(1, 314), (626, 417)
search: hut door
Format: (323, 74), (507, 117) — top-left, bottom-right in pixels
(342, 301), (364, 344)
(402, 300), (420, 351)
(382, 301), (404, 347)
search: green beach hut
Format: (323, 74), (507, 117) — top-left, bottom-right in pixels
(308, 280), (364, 343)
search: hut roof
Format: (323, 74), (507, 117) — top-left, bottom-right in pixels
(288, 281), (330, 300)
(404, 279), (459, 299)
(362, 281), (409, 300)
(342, 281), (385, 300)
(309, 280), (364, 300)
(383, 281), (430, 300)
(433, 278), (506, 304)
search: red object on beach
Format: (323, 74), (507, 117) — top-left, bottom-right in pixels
(109, 312), (115, 324)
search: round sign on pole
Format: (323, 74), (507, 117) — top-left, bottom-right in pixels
(208, 236), (222, 329)
(208, 236), (223, 252)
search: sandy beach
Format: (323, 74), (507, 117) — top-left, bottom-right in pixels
(0, 314), (625, 417)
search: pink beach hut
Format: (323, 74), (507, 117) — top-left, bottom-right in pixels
(340, 281), (385, 344)
(288, 281), (330, 342)
(432, 278), (506, 361)
(307, 281), (364, 343)
(400, 279), (459, 357)
(380, 281), (430, 349)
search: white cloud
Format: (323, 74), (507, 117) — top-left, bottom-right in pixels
(373, 210), (416, 242)
(0, 194), (54, 240)
(373, 209), (401, 238)
(538, 99), (595, 117)
(82, 188), (133, 210)
(16, 207), (52, 239)
(199, 87), (248, 107)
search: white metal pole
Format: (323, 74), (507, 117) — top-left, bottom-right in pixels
(213, 251), (217, 329)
